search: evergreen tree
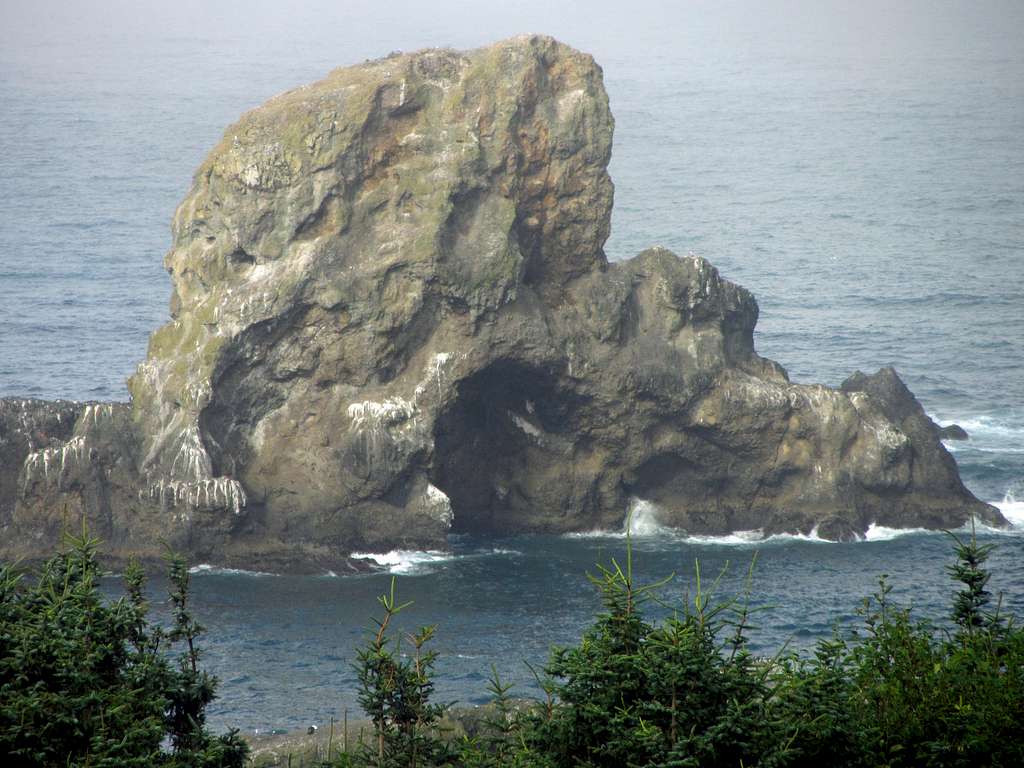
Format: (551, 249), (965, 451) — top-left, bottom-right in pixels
(353, 577), (452, 767)
(0, 528), (247, 767)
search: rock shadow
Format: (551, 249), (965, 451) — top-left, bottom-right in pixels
(431, 360), (578, 534)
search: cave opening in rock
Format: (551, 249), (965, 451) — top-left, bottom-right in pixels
(431, 360), (573, 534)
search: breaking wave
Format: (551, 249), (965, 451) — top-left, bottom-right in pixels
(188, 564), (277, 577)
(350, 547), (521, 575)
(683, 527), (835, 546)
(564, 494), (1024, 546)
(993, 483), (1024, 530)
(863, 524), (930, 541)
(566, 499), (833, 545)
(937, 411), (1024, 454)
(350, 549), (454, 575)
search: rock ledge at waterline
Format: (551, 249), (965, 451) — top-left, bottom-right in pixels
(0, 36), (1004, 572)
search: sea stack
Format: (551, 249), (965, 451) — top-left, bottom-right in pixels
(0, 36), (1004, 571)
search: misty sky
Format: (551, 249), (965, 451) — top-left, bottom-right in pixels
(4, 0), (1023, 81)
(3, 1), (1021, 250)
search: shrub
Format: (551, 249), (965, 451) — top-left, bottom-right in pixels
(11, 524), (1022, 768)
(522, 549), (797, 767)
(509, 526), (1024, 767)
(0, 528), (247, 767)
(353, 576), (453, 767)
(832, 530), (1024, 767)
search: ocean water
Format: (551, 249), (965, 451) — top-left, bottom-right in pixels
(2, 0), (1023, 733)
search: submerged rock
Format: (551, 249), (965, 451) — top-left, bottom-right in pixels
(938, 423), (969, 441)
(0, 36), (1004, 568)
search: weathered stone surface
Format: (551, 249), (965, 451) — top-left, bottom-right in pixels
(0, 36), (1005, 569)
(0, 399), (288, 569)
(129, 34), (617, 555)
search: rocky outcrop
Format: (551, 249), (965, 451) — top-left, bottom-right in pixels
(938, 424), (969, 441)
(0, 36), (1004, 569)
(0, 399), (284, 569)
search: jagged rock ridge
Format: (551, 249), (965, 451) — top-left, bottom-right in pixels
(0, 36), (1004, 570)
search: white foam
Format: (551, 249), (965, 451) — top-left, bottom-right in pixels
(350, 549), (451, 574)
(188, 564), (276, 577)
(567, 500), (1024, 545)
(565, 511), (830, 545)
(568, 498), (834, 545)
(682, 529), (769, 545)
(563, 528), (631, 539)
(952, 415), (1024, 438)
(567, 504), (1024, 545)
(945, 444), (1024, 455)
(933, 412), (1024, 453)
(863, 523), (930, 541)
(731, 526), (832, 545)
(350, 547), (521, 575)
(995, 499), (1024, 528)
(685, 528), (829, 546)
(564, 524), (829, 546)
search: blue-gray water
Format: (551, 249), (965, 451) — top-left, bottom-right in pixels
(2, 0), (1023, 733)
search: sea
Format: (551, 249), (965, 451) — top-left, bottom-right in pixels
(1, 0), (1022, 734)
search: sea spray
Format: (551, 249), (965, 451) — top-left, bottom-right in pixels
(563, 497), (669, 539)
(625, 498), (668, 536)
(995, 484), (1024, 529)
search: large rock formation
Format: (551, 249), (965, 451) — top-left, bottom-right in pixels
(0, 36), (1004, 570)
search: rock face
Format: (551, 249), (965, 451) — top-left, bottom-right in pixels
(0, 36), (1004, 569)
(0, 399), (261, 567)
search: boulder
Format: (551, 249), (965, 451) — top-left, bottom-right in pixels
(0, 36), (1004, 569)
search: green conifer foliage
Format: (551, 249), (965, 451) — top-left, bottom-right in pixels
(0, 529), (247, 767)
(8, 521), (1024, 768)
(353, 577), (453, 767)
(516, 524), (1024, 767)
